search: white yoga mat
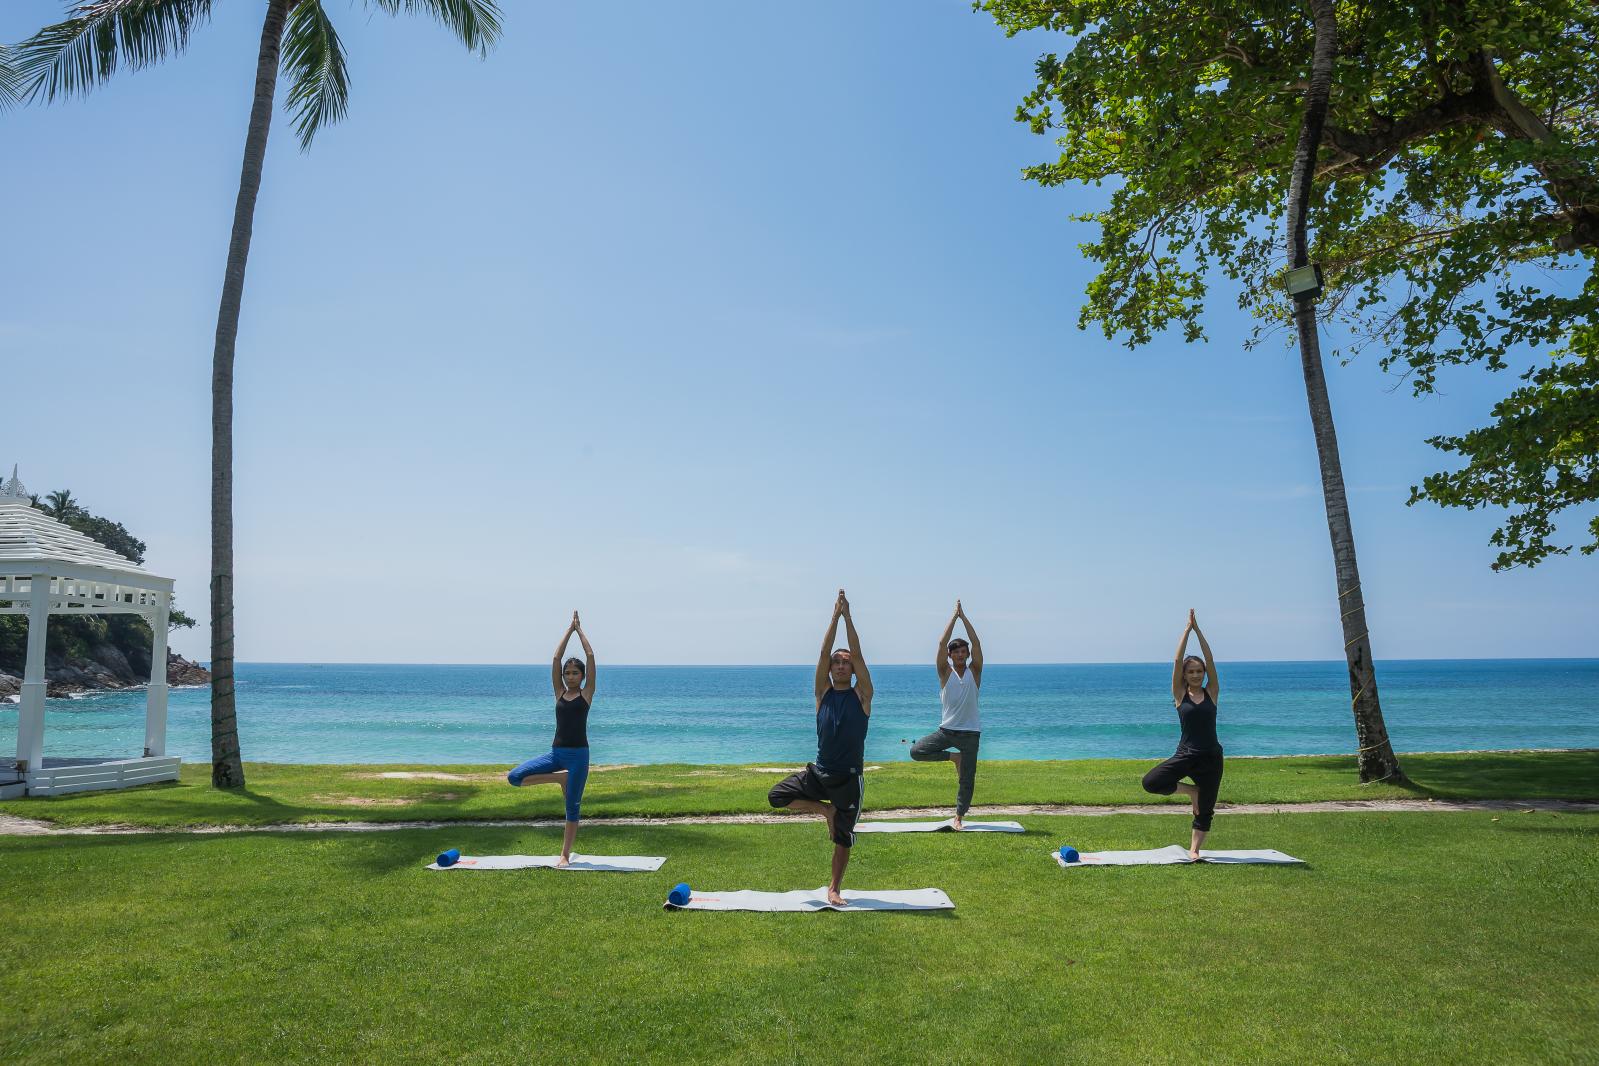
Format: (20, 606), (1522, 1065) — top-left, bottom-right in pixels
(1054, 845), (1304, 867)
(426, 854), (666, 872)
(664, 887), (954, 912)
(856, 819), (1024, 834)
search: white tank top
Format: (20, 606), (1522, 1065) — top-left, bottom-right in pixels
(940, 668), (980, 731)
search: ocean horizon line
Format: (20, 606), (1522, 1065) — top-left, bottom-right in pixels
(213, 656), (1599, 669)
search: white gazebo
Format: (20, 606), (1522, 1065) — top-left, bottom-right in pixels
(0, 467), (181, 798)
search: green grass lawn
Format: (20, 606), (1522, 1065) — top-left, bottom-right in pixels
(4, 810), (1596, 1063)
(3, 749), (1595, 828)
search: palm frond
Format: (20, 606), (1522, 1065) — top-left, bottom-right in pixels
(282, 0), (349, 150)
(12, 0), (215, 104)
(367, 0), (502, 58)
(0, 45), (22, 112)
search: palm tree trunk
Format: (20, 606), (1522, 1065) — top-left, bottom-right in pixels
(1287, 0), (1408, 785)
(210, 0), (290, 788)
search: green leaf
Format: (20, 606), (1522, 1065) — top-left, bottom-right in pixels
(0, 44), (21, 111)
(283, 0), (350, 150)
(11, 0), (216, 104)
(366, 0), (503, 57)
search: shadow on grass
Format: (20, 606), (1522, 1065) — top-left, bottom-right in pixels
(1376, 775), (1432, 797)
(0, 831), (247, 859)
(227, 787), (298, 813)
(1498, 822), (1599, 838)
(8, 779), (511, 826)
(1400, 750), (1599, 801)
(4, 780), (295, 823)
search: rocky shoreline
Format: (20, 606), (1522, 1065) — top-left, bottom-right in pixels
(0, 650), (210, 701)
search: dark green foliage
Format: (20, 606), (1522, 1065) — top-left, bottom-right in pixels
(0, 617), (23, 668)
(980, 0), (1599, 567)
(1411, 301), (1599, 568)
(41, 489), (79, 520)
(0, 42), (20, 110)
(282, 0), (349, 150)
(51, 614), (108, 665)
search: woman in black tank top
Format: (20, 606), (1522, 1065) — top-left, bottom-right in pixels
(1141, 609), (1225, 859)
(506, 611), (597, 866)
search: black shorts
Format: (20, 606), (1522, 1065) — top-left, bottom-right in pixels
(768, 763), (864, 847)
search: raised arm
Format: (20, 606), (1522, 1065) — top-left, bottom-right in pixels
(1171, 615), (1193, 705)
(573, 612), (597, 702)
(1191, 612), (1218, 702)
(841, 594), (873, 713)
(958, 601), (984, 685)
(815, 593), (844, 702)
(936, 605), (959, 684)
(553, 614), (577, 697)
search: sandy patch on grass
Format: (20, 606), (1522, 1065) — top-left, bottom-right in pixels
(317, 796), (417, 808)
(364, 771), (512, 783)
(752, 765), (882, 773)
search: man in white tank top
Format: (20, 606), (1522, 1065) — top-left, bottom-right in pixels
(908, 600), (984, 828)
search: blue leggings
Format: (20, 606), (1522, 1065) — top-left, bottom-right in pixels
(507, 747), (590, 821)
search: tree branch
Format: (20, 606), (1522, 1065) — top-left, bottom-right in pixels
(1320, 84), (1496, 179)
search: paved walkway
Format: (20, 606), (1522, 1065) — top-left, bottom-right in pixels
(3, 798), (1595, 836)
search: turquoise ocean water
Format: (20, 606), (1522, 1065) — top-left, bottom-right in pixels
(4, 659), (1596, 765)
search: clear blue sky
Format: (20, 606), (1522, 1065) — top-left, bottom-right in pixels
(3, 1), (1594, 665)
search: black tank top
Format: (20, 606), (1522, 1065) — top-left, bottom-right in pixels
(816, 686), (868, 774)
(1176, 690), (1221, 754)
(552, 694), (590, 749)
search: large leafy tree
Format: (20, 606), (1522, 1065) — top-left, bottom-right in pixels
(10, 0), (502, 787)
(980, 0), (1598, 570)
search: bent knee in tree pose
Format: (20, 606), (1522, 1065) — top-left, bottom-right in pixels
(507, 611), (597, 866)
(768, 589), (873, 907)
(1141, 609), (1224, 859)
(909, 599), (984, 828)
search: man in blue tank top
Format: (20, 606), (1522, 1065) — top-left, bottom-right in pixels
(768, 589), (874, 907)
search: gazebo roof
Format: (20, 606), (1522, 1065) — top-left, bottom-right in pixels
(0, 467), (173, 591)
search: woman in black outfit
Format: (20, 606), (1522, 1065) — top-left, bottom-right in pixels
(1142, 609), (1223, 859)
